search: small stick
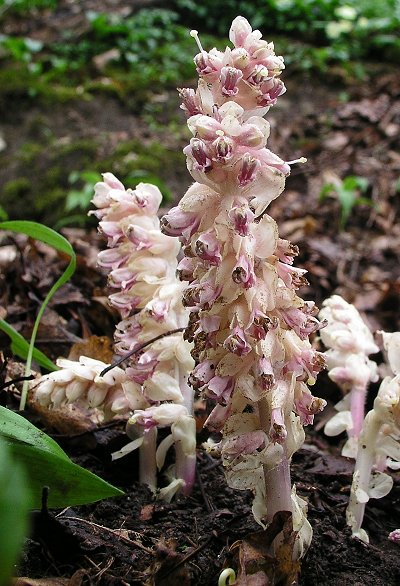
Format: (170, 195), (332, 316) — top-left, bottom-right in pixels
(100, 328), (185, 376)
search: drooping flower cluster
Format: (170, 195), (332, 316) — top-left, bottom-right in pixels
(347, 331), (400, 542)
(319, 295), (379, 457)
(91, 175), (196, 495)
(317, 298), (400, 542)
(33, 177), (196, 497)
(162, 17), (326, 557)
(34, 356), (145, 421)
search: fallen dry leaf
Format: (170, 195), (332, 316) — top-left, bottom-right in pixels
(229, 512), (300, 586)
(140, 504), (156, 521)
(144, 537), (191, 586)
(28, 401), (100, 435)
(14, 569), (87, 585)
(67, 334), (114, 363)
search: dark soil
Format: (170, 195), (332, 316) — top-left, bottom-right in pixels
(1, 2), (400, 585)
(15, 428), (400, 585)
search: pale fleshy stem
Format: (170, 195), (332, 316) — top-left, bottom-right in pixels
(265, 457), (292, 522)
(259, 399), (292, 522)
(347, 412), (381, 536)
(139, 427), (158, 493)
(350, 385), (368, 439)
(172, 366), (196, 493)
(175, 445), (197, 496)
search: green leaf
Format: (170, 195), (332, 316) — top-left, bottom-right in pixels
(0, 407), (123, 508)
(0, 318), (58, 371)
(342, 175), (369, 192)
(0, 205), (8, 221)
(0, 406), (68, 461)
(319, 183), (334, 201)
(5, 441), (123, 508)
(0, 440), (32, 586)
(0, 221), (76, 257)
(355, 197), (375, 208)
(337, 188), (356, 216)
(0, 221), (76, 409)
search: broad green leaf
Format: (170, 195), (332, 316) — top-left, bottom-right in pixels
(5, 441), (123, 508)
(0, 440), (32, 586)
(0, 407), (123, 508)
(0, 318), (58, 371)
(0, 406), (68, 461)
(0, 221), (76, 409)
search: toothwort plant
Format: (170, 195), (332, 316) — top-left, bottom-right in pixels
(34, 178), (196, 499)
(319, 295), (379, 458)
(319, 298), (400, 542)
(161, 17), (326, 557)
(347, 330), (400, 542)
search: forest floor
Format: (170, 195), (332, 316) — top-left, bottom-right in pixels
(1, 2), (400, 585)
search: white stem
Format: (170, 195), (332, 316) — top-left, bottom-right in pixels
(347, 412), (381, 535)
(259, 399), (292, 522)
(175, 443), (196, 495)
(139, 427), (158, 493)
(350, 384), (367, 439)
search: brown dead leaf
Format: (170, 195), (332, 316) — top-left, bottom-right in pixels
(323, 131), (349, 151)
(50, 283), (87, 306)
(230, 512), (300, 586)
(12, 576), (71, 586)
(67, 335), (114, 363)
(144, 537), (191, 586)
(35, 309), (81, 345)
(29, 401), (100, 435)
(140, 504), (155, 521)
(14, 570), (87, 586)
(339, 95), (390, 123)
(279, 216), (317, 242)
(353, 284), (388, 311)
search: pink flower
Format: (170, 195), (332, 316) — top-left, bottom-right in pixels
(160, 206), (200, 242)
(294, 383), (326, 426)
(228, 202), (255, 236)
(237, 153), (261, 186)
(205, 375), (235, 405)
(189, 359), (216, 390)
(224, 325), (252, 356)
(281, 302), (324, 340)
(194, 229), (222, 265)
(232, 254), (256, 288)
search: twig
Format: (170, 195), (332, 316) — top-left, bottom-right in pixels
(157, 535), (214, 580)
(62, 516), (154, 553)
(100, 328), (185, 376)
(0, 374), (35, 391)
(196, 467), (215, 513)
